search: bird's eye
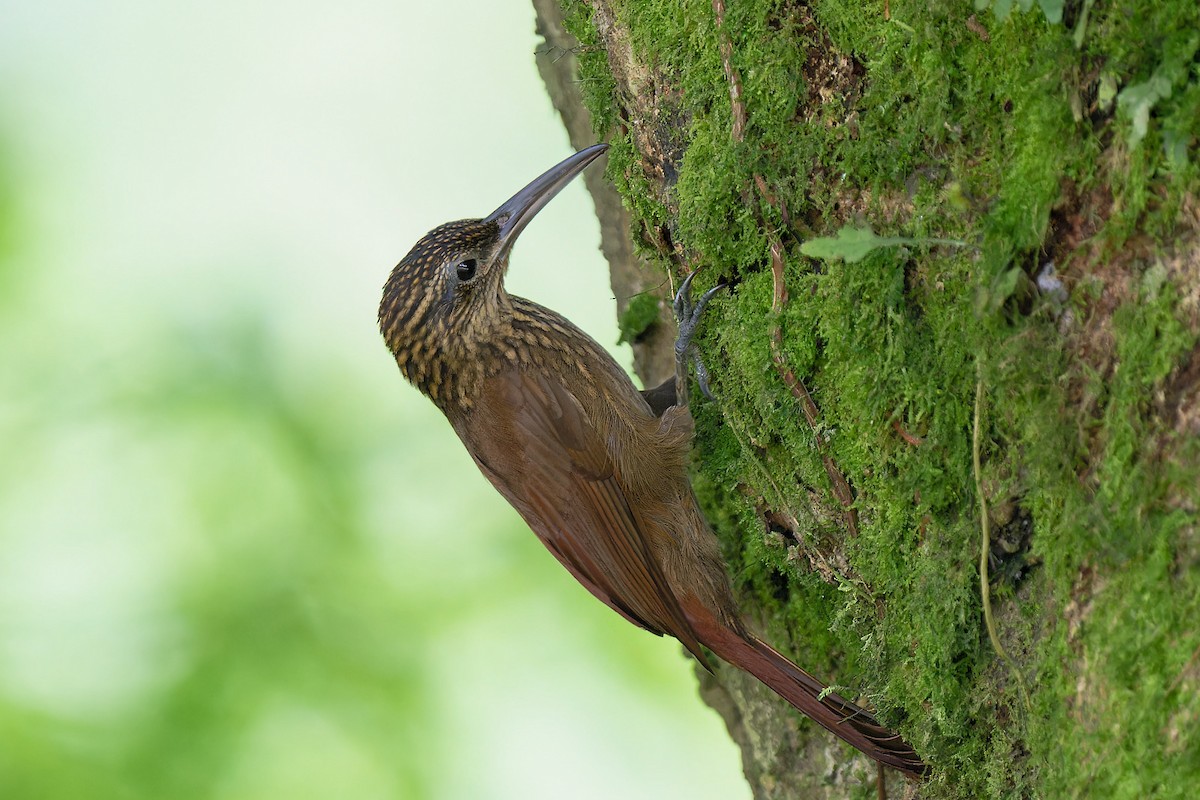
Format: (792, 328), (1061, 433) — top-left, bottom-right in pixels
(456, 258), (478, 281)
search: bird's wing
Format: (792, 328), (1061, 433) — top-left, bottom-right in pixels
(464, 368), (709, 666)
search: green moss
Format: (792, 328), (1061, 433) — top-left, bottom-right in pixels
(615, 290), (662, 344)
(562, 2), (619, 135)
(568, 0), (1200, 794)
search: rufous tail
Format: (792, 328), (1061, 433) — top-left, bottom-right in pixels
(695, 613), (927, 777)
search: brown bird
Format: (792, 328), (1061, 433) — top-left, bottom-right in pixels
(378, 144), (926, 777)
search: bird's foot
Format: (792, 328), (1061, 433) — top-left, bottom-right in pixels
(672, 269), (725, 407)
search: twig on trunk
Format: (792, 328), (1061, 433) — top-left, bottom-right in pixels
(713, 0), (859, 535)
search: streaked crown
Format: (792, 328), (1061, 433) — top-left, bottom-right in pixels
(377, 217), (509, 406)
(378, 144), (609, 411)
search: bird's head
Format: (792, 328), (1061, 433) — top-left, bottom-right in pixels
(378, 143), (607, 404)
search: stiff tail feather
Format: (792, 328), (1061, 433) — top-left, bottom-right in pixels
(696, 615), (927, 777)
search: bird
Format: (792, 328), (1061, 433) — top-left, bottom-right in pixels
(378, 143), (927, 777)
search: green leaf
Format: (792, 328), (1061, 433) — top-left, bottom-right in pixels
(1117, 73), (1175, 147)
(974, 266), (1026, 315)
(801, 226), (970, 264)
(800, 226), (913, 264)
(995, 266), (1024, 301)
(977, 0), (1064, 24)
(1038, 0), (1063, 24)
(1162, 128), (1190, 171)
(1116, 34), (1200, 147)
(1096, 73), (1118, 112)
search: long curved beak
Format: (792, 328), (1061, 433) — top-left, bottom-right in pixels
(485, 143), (608, 262)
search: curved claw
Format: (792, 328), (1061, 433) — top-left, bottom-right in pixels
(672, 269), (727, 406)
(692, 283), (725, 320)
(673, 269), (700, 321)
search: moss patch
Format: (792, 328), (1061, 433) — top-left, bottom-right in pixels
(567, 0), (1200, 795)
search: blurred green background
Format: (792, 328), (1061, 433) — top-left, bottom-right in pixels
(0, 2), (748, 798)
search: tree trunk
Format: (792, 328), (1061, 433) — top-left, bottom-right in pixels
(534, 2), (1200, 798)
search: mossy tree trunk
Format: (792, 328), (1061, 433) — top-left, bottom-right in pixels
(534, 1), (1200, 798)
